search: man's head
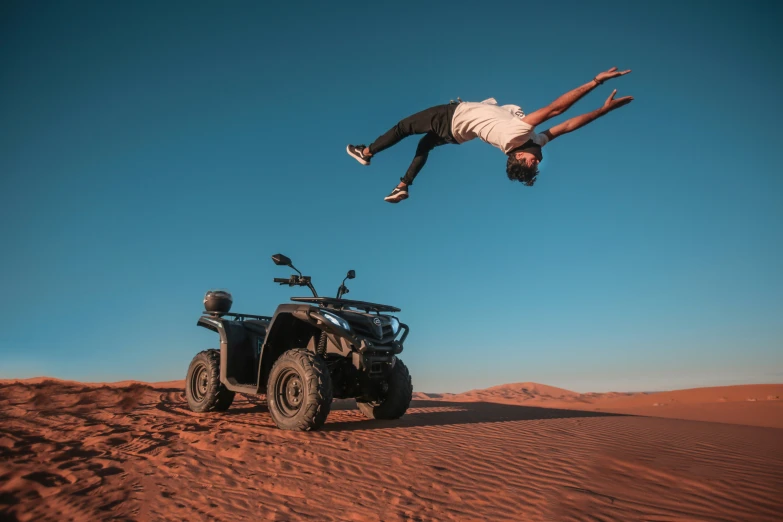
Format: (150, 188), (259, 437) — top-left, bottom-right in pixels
(506, 141), (542, 186)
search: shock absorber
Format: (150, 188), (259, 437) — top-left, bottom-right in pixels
(316, 332), (327, 357)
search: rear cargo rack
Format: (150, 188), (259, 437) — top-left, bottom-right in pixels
(203, 312), (272, 321)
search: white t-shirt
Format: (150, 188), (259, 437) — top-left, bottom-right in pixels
(450, 98), (549, 154)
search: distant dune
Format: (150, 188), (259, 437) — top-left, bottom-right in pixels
(1, 377), (781, 520)
(413, 381), (783, 429)
(438, 381), (580, 402)
(0, 376), (185, 389)
(418, 381), (783, 429)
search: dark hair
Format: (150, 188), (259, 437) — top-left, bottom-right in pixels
(506, 154), (539, 186)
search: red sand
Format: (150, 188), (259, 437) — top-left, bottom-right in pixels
(1, 378), (781, 521)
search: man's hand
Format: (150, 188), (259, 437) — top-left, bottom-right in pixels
(602, 89), (633, 113)
(594, 66), (631, 84)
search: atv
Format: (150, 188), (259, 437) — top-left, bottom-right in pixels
(184, 254), (413, 431)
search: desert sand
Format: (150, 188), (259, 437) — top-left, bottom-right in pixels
(1, 378), (781, 521)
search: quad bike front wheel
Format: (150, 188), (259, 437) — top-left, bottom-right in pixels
(358, 357), (413, 420)
(185, 349), (235, 413)
(267, 349), (333, 431)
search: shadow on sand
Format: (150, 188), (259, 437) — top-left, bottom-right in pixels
(321, 399), (626, 432)
(215, 395), (626, 432)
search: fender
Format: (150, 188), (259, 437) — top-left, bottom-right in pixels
(197, 315), (224, 334)
(256, 304), (321, 393)
(196, 315), (233, 387)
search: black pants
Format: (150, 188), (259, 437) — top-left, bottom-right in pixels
(368, 103), (459, 185)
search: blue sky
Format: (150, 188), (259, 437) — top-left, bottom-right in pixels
(1, 0), (781, 393)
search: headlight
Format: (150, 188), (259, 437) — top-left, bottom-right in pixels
(322, 312), (351, 331)
(390, 317), (400, 334)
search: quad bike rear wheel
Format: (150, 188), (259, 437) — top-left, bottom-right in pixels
(185, 349), (235, 413)
(358, 357), (412, 420)
(267, 349), (333, 431)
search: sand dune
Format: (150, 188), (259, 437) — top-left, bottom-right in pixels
(424, 382), (783, 429)
(415, 381), (783, 429)
(440, 382), (580, 403)
(1, 379), (781, 521)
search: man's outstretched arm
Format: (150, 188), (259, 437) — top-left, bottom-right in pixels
(523, 66), (631, 127)
(541, 89), (633, 142)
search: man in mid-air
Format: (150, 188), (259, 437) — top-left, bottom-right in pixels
(347, 67), (633, 203)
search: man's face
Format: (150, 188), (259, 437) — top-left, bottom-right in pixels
(514, 151), (540, 169)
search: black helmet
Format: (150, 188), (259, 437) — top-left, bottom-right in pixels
(204, 290), (232, 315)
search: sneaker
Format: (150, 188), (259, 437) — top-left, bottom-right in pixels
(346, 144), (371, 166)
(384, 186), (409, 203)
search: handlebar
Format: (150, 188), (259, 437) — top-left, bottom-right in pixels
(274, 275), (312, 287)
